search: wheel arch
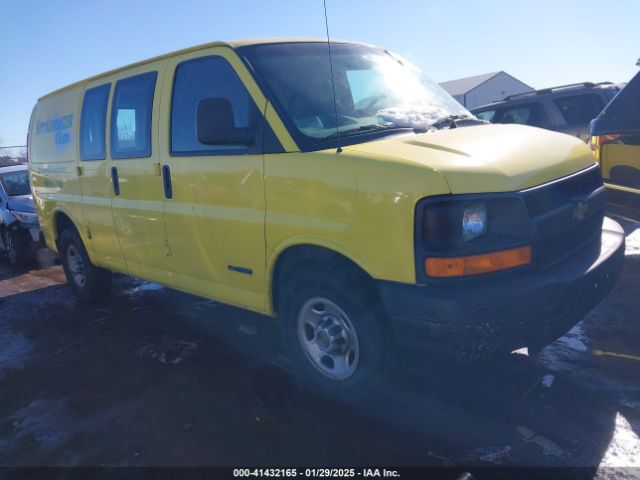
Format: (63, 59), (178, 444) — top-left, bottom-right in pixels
(269, 240), (381, 315)
(52, 208), (82, 249)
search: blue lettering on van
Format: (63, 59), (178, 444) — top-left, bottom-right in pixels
(36, 114), (73, 134)
(55, 131), (70, 145)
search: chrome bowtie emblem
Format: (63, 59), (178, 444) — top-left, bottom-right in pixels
(572, 201), (589, 222)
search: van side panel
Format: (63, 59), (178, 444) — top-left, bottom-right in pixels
(29, 87), (84, 253)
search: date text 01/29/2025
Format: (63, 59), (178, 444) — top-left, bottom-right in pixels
(233, 468), (401, 478)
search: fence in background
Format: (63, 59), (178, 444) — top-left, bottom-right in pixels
(0, 145), (27, 166)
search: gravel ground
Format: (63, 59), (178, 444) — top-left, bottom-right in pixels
(0, 217), (638, 478)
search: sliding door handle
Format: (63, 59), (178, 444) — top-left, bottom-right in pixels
(162, 165), (172, 199)
(111, 167), (120, 196)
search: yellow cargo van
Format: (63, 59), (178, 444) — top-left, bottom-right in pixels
(29, 39), (625, 394)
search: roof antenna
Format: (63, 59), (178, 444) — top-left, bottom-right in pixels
(323, 0), (342, 153)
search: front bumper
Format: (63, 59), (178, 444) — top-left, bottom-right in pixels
(377, 217), (626, 361)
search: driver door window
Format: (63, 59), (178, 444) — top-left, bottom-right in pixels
(171, 56), (259, 155)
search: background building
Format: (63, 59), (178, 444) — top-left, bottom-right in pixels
(440, 71), (533, 110)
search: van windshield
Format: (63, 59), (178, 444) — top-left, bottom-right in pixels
(240, 42), (472, 149)
(0, 169), (30, 197)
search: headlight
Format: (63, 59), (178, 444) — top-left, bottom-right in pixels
(416, 196), (533, 280)
(462, 203), (487, 241)
(12, 211), (39, 225)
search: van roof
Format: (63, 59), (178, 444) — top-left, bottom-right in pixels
(38, 38), (362, 101)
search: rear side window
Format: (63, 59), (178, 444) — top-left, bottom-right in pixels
(0, 170), (30, 196)
(111, 72), (157, 159)
(475, 109), (497, 122)
(498, 103), (550, 128)
(171, 56), (258, 154)
(80, 84), (110, 161)
(553, 94), (604, 125)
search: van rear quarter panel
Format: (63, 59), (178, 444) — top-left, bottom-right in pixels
(264, 149), (451, 295)
(29, 87), (84, 252)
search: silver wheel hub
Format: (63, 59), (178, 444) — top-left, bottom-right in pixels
(67, 245), (86, 288)
(297, 297), (360, 380)
(315, 316), (349, 353)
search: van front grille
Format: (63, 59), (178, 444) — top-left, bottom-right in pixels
(523, 165), (603, 217)
(524, 165), (606, 268)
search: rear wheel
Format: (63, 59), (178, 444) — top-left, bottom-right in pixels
(280, 261), (388, 399)
(2, 227), (30, 268)
(59, 228), (111, 303)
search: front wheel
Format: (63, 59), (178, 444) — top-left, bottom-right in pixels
(280, 263), (388, 399)
(2, 227), (31, 268)
(59, 228), (112, 303)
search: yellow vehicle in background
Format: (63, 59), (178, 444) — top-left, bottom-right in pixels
(29, 39), (625, 395)
(590, 70), (640, 220)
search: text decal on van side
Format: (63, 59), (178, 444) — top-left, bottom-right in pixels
(36, 114), (73, 145)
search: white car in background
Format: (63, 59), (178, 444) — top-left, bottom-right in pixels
(0, 164), (41, 267)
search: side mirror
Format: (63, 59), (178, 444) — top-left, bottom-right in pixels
(196, 97), (253, 146)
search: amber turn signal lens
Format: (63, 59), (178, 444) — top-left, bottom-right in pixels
(425, 246), (532, 278)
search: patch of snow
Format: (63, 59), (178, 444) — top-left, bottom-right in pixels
(516, 426), (569, 461)
(0, 326), (32, 378)
(238, 324), (258, 336)
(376, 105), (450, 129)
(0, 398), (70, 451)
(0, 397), (139, 462)
(599, 412), (640, 468)
(124, 282), (165, 296)
(139, 282), (164, 291)
(557, 323), (589, 352)
(472, 445), (513, 464)
(542, 374), (555, 388)
(537, 322), (589, 371)
(625, 227), (640, 257)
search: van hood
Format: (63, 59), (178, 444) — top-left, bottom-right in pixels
(7, 195), (36, 213)
(345, 124), (596, 194)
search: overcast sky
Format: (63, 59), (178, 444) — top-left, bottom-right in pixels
(1, 0), (638, 146)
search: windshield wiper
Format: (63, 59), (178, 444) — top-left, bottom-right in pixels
(319, 124), (409, 142)
(430, 114), (484, 130)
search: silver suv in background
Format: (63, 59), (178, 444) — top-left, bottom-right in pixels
(0, 164), (41, 267)
(471, 82), (619, 142)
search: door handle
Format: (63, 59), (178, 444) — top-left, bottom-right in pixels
(162, 165), (172, 199)
(111, 166), (120, 196)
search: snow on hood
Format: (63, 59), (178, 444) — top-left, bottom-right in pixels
(376, 105), (452, 129)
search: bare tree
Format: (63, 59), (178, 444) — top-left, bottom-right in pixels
(0, 141), (27, 166)
(16, 147), (27, 164)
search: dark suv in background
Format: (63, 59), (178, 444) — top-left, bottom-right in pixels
(472, 82), (619, 142)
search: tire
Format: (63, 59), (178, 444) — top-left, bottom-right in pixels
(59, 228), (112, 303)
(279, 260), (388, 400)
(2, 227), (31, 268)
